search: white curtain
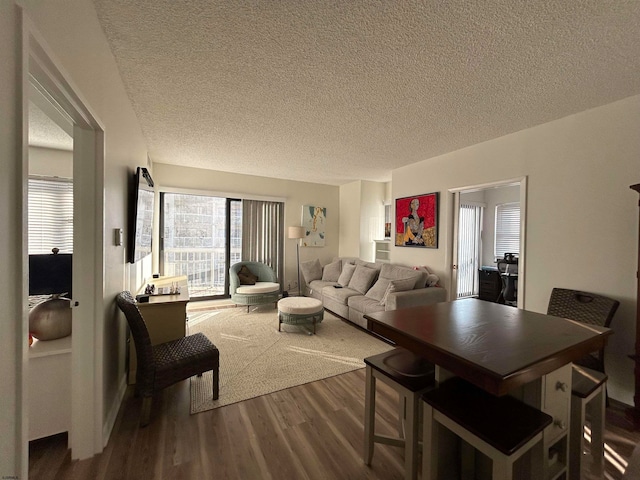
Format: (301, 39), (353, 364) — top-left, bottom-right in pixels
(457, 202), (483, 298)
(241, 200), (284, 282)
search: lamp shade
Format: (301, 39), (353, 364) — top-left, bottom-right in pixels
(288, 226), (306, 239)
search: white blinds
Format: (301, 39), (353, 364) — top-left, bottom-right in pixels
(457, 203), (483, 298)
(28, 178), (73, 254)
(494, 202), (520, 259)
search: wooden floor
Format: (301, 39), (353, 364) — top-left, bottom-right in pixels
(30, 369), (640, 479)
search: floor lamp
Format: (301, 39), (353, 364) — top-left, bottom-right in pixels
(288, 226), (306, 295)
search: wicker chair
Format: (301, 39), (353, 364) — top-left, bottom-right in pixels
(116, 291), (219, 426)
(229, 261), (280, 312)
(547, 288), (619, 373)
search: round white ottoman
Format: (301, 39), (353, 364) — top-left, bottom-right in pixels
(278, 297), (324, 334)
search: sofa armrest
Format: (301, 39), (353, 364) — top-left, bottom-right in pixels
(385, 287), (447, 310)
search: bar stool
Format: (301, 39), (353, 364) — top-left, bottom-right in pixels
(363, 348), (435, 480)
(422, 377), (552, 480)
(569, 365), (608, 480)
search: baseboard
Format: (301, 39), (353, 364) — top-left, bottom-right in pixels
(102, 374), (127, 448)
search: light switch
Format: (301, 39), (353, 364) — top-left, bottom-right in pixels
(114, 228), (123, 246)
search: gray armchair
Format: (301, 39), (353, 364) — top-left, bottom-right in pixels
(229, 261), (280, 312)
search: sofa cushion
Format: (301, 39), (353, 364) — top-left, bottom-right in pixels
(348, 295), (386, 315)
(322, 260), (342, 282)
(380, 263), (422, 286)
(337, 263), (357, 286)
(300, 259), (322, 284)
(380, 277), (418, 305)
(238, 265), (258, 285)
(322, 285), (361, 305)
(365, 277), (392, 302)
(348, 265), (379, 294)
(366, 264), (421, 301)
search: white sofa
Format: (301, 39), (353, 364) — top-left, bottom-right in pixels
(300, 257), (447, 330)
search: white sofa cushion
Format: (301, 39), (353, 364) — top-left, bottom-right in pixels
(348, 265), (378, 294)
(236, 282), (280, 294)
(380, 278), (418, 305)
(300, 259), (322, 284)
(337, 263), (357, 286)
(322, 260), (342, 282)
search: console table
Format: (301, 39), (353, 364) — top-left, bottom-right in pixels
(128, 275), (189, 384)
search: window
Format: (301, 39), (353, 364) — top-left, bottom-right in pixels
(457, 202), (483, 298)
(160, 192), (242, 299)
(495, 202), (520, 259)
(28, 177), (73, 254)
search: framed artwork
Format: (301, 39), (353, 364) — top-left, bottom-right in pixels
(395, 192), (439, 248)
(302, 205), (326, 247)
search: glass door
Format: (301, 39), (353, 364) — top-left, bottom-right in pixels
(160, 192), (241, 300)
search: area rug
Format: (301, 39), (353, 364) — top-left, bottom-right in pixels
(189, 305), (393, 414)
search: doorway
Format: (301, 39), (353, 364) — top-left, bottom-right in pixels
(22, 18), (105, 466)
(450, 177), (527, 308)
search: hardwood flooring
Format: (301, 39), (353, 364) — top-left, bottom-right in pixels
(30, 369), (640, 479)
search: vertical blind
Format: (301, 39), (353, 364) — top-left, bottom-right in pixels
(495, 202), (520, 259)
(28, 178), (73, 254)
(457, 202), (483, 298)
(241, 200), (284, 283)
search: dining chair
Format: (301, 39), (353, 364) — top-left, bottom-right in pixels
(547, 288), (619, 478)
(547, 288), (619, 374)
(116, 291), (219, 426)
(364, 348), (435, 480)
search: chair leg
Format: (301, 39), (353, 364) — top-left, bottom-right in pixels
(140, 396), (152, 427)
(589, 385), (606, 476)
(213, 366), (220, 400)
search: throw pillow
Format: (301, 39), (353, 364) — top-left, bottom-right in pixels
(348, 265), (379, 295)
(337, 263), (356, 287)
(365, 277), (392, 301)
(238, 265), (258, 285)
(300, 259), (323, 285)
(380, 277), (418, 306)
(322, 260), (342, 282)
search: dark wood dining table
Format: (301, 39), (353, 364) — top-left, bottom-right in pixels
(364, 298), (612, 397)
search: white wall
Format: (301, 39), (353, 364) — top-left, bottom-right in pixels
(360, 181), (386, 262)
(339, 181), (361, 258)
(152, 163), (340, 291)
(392, 95), (640, 404)
(28, 147), (73, 177)
(339, 180), (387, 261)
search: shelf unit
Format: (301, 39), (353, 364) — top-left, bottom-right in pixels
(373, 239), (391, 263)
(28, 335), (72, 441)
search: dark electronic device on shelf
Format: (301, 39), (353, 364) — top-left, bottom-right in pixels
(29, 249), (72, 297)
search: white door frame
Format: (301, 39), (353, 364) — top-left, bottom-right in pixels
(448, 176), (527, 308)
(21, 11), (105, 465)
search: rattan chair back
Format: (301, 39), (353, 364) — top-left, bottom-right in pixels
(547, 287), (619, 372)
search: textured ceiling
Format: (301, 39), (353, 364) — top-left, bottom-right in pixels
(92, 1), (640, 186)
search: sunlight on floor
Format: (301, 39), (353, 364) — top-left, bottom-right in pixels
(584, 425), (628, 476)
(286, 345), (364, 367)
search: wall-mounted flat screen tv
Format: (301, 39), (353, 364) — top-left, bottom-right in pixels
(128, 166), (154, 263)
